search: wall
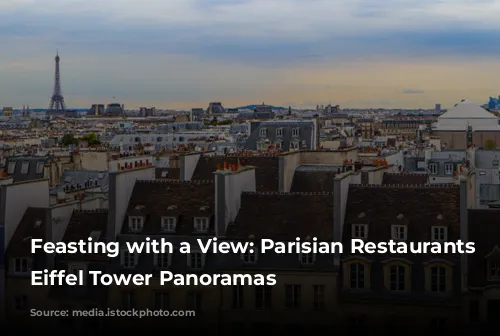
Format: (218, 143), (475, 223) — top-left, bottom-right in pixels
(108, 167), (154, 241)
(368, 166), (392, 185)
(50, 197), (105, 242)
(77, 151), (108, 171)
(333, 172), (352, 250)
(385, 151), (404, 169)
(215, 166), (256, 236)
(109, 155), (154, 172)
(279, 148), (358, 192)
(180, 152), (201, 181)
(280, 152), (301, 192)
(0, 178), (12, 186)
(1, 179), (49, 248)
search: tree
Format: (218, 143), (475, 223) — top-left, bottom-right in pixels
(61, 133), (78, 146)
(82, 132), (101, 146)
(484, 139), (496, 149)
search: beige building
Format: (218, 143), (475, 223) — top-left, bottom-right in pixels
(422, 100), (500, 149)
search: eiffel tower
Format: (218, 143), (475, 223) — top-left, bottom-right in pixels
(48, 50), (66, 115)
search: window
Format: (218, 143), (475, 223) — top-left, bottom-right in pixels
(259, 128), (267, 137)
(391, 225), (407, 240)
(21, 161), (29, 174)
(352, 224), (368, 239)
(194, 217), (209, 232)
(349, 263), (365, 289)
(255, 286), (272, 309)
(128, 216), (144, 232)
(489, 261), (500, 280)
(154, 292), (170, 310)
(430, 266), (447, 292)
(429, 163), (438, 175)
(122, 292), (135, 309)
(276, 128), (283, 137)
(389, 265), (406, 291)
(188, 252), (204, 269)
(292, 128), (300, 137)
(432, 226), (447, 241)
(121, 250), (138, 269)
(14, 296), (28, 310)
(290, 141), (299, 149)
(313, 285), (325, 311)
(36, 162), (44, 174)
(242, 250), (257, 264)
(285, 284), (301, 309)
(444, 163), (454, 175)
(232, 285), (244, 309)
(7, 162), (15, 174)
(187, 293), (202, 311)
(161, 217), (176, 232)
(155, 253), (171, 269)
(13, 258), (30, 273)
(300, 252), (315, 265)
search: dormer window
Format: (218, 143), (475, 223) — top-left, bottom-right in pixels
(300, 252), (315, 265)
(292, 128), (300, 137)
(21, 161), (29, 174)
(13, 257), (30, 274)
(7, 162), (16, 174)
(128, 216), (144, 232)
(161, 217), (177, 233)
(444, 164), (454, 175)
(194, 217), (209, 233)
(259, 128), (267, 137)
(431, 226), (447, 242)
(242, 250), (258, 264)
(36, 162), (44, 174)
(391, 225), (407, 241)
(276, 128), (283, 137)
(352, 224), (368, 239)
(121, 249), (138, 269)
(489, 261), (500, 280)
(428, 163), (438, 175)
(155, 253), (172, 269)
(188, 251), (205, 269)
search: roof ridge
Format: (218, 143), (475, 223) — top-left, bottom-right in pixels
(383, 172), (428, 176)
(351, 184), (458, 188)
(137, 179), (213, 184)
(242, 191), (333, 196)
(73, 209), (108, 213)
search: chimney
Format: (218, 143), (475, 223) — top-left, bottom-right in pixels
(44, 208), (54, 270)
(214, 165), (256, 237)
(459, 176), (468, 291)
(333, 172), (352, 267)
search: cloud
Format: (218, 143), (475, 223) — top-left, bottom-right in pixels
(1, 0), (500, 108)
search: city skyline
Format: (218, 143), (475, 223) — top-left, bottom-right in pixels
(1, 0), (500, 109)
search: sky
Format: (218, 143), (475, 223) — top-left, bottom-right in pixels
(1, 0), (500, 110)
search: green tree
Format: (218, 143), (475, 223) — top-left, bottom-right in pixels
(82, 132), (101, 146)
(61, 133), (78, 146)
(484, 139), (496, 149)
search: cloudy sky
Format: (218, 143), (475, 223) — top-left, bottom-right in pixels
(1, 0), (500, 109)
